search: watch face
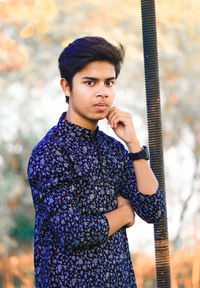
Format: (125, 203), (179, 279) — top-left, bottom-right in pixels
(128, 146), (150, 161)
(143, 149), (150, 160)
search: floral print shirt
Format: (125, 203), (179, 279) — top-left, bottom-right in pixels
(27, 111), (165, 288)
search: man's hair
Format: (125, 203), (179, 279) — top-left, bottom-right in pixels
(58, 36), (125, 104)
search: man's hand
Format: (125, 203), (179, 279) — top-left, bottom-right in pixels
(117, 194), (135, 228)
(106, 106), (140, 147)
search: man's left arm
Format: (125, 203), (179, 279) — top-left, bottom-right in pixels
(117, 144), (165, 223)
(106, 106), (165, 223)
(126, 140), (159, 196)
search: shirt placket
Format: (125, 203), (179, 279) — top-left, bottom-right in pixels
(91, 138), (102, 179)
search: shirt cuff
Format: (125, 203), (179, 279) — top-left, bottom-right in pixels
(133, 185), (165, 223)
(136, 185), (163, 200)
(98, 214), (110, 241)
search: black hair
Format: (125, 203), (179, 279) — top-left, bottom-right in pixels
(58, 36), (125, 104)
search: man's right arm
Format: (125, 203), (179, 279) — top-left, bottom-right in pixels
(104, 203), (135, 237)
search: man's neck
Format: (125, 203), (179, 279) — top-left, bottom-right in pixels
(65, 110), (98, 132)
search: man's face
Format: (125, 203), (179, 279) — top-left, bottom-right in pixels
(63, 60), (116, 128)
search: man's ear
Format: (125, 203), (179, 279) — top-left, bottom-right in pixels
(60, 78), (71, 97)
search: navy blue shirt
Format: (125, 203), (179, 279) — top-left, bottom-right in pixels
(27, 111), (165, 287)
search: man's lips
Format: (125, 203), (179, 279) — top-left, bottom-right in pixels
(94, 103), (108, 106)
(94, 104), (108, 110)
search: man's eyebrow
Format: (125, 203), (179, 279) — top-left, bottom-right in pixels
(81, 76), (116, 81)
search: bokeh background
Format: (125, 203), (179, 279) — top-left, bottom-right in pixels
(0, 0), (200, 287)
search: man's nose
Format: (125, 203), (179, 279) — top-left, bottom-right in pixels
(95, 84), (108, 97)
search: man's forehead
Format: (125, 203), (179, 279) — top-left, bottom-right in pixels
(76, 61), (116, 79)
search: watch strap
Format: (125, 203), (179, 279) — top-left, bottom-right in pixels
(128, 145), (150, 161)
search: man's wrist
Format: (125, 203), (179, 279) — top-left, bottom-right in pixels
(118, 205), (132, 227)
(126, 139), (141, 153)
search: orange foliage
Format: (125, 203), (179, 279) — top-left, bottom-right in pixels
(0, 35), (27, 72)
(133, 253), (155, 286)
(19, 24), (35, 38)
(0, 0), (58, 72)
(36, 20), (50, 34)
(169, 93), (179, 104)
(133, 237), (200, 288)
(0, 0), (57, 24)
(0, 254), (34, 288)
(8, 199), (19, 211)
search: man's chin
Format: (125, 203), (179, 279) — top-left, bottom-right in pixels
(95, 114), (108, 121)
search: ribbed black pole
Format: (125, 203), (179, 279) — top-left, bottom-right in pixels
(140, 0), (171, 287)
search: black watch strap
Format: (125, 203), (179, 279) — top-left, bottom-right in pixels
(128, 145), (150, 161)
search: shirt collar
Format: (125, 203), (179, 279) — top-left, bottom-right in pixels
(57, 111), (99, 141)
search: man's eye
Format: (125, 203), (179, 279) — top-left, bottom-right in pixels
(105, 81), (114, 86)
(85, 81), (94, 86)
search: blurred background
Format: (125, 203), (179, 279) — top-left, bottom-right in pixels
(0, 0), (200, 287)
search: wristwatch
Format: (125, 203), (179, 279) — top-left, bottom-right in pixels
(128, 145), (150, 161)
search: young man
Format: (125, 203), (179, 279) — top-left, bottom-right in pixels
(27, 36), (165, 287)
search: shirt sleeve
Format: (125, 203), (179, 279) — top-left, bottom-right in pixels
(117, 142), (165, 223)
(27, 142), (110, 250)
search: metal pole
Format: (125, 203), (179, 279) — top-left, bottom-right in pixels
(140, 0), (171, 286)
